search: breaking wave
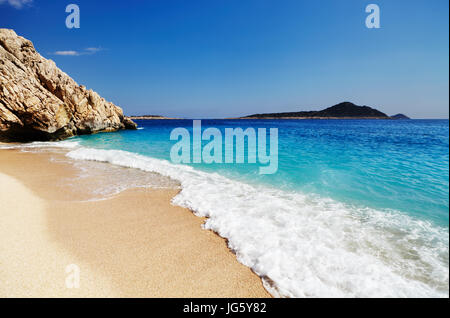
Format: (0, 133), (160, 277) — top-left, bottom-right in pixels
(65, 146), (449, 298)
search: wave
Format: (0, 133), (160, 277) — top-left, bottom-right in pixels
(65, 146), (449, 297)
(0, 139), (80, 150)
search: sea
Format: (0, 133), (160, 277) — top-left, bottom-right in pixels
(3, 119), (448, 297)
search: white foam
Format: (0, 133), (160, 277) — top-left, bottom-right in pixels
(0, 139), (80, 150)
(66, 147), (449, 298)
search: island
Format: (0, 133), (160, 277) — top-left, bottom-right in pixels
(237, 102), (400, 119)
(390, 113), (411, 120)
(128, 115), (177, 120)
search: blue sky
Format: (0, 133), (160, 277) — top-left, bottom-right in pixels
(1, 0), (448, 118)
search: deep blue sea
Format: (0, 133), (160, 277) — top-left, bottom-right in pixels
(19, 119), (449, 297)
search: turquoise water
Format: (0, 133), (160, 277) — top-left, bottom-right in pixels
(64, 119), (449, 297)
(76, 119), (449, 227)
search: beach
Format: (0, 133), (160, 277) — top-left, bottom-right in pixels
(0, 148), (270, 297)
(1, 118), (448, 298)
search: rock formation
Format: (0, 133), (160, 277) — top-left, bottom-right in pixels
(241, 102), (390, 119)
(0, 29), (136, 141)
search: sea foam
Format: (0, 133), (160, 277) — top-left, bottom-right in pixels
(66, 146), (449, 298)
(0, 139), (80, 150)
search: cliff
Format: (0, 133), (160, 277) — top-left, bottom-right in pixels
(241, 102), (390, 119)
(0, 29), (137, 141)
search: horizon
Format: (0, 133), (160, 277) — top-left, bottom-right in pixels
(127, 101), (448, 119)
(1, 0), (448, 119)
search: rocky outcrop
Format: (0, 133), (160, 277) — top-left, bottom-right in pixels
(0, 29), (136, 141)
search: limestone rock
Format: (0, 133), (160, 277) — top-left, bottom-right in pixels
(0, 29), (137, 141)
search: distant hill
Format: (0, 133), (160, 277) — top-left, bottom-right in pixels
(128, 115), (176, 120)
(240, 102), (390, 119)
(390, 113), (410, 119)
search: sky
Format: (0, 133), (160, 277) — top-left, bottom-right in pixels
(0, 0), (448, 118)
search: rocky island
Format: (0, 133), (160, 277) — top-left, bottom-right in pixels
(239, 102), (396, 119)
(390, 113), (411, 119)
(129, 115), (177, 120)
(0, 29), (137, 142)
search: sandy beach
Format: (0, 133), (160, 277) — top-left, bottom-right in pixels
(0, 148), (270, 298)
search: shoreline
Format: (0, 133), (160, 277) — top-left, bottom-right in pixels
(0, 148), (270, 297)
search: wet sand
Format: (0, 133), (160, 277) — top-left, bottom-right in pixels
(0, 149), (270, 297)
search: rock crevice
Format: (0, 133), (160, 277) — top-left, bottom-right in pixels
(0, 29), (137, 141)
